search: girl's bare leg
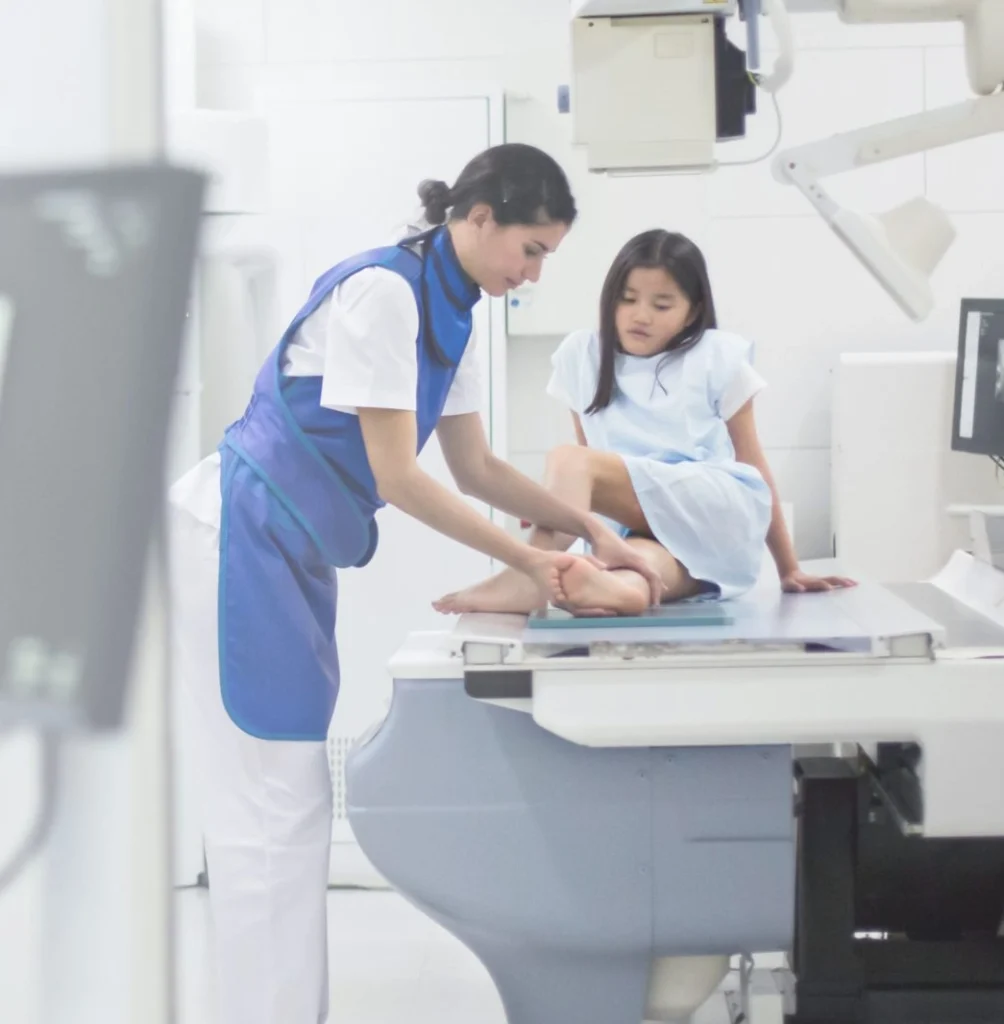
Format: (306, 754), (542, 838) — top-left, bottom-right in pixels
(559, 536), (703, 616)
(433, 447), (700, 615)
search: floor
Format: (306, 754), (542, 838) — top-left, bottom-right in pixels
(176, 887), (787, 1024)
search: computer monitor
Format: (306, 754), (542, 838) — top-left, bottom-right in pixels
(951, 298), (1004, 467)
(0, 165), (204, 732)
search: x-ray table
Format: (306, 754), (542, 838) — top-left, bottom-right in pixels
(346, 558), (1004, 1024)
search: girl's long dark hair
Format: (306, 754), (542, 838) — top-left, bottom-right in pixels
(586, 230), (717, 414)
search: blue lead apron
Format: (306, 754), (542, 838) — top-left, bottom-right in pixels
(217, 227), (481, 740)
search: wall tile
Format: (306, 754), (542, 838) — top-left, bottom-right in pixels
(924, 46), (1004, 213)
(709, 49), (926, 219)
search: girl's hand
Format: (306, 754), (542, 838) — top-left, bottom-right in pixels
(781, 569), (857, 594)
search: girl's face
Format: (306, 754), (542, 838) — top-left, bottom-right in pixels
(614, 266), (697, 357)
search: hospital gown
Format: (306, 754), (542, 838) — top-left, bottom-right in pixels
(547, 328), (773, 599)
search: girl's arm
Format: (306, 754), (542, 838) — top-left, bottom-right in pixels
(727, 400), (856, 593)
(572, 413), (588, 447)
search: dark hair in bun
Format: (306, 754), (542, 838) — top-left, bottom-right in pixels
(416, 143), (577, 229)
(417, 179), (453, 225)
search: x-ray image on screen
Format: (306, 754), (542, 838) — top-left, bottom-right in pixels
(953, 299), (1004, 460)
(996, 338), (1004, 404)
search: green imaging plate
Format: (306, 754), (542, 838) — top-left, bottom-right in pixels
(527, 604), (735, 630)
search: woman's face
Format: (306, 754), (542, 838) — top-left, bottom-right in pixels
(452, 206), (569, 298)
(614, 266), (697, 357)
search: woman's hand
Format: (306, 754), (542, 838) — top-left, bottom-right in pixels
(587, 522), (665, 605)
(781, 569), (857, 594)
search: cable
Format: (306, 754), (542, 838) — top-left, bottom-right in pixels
(735, 951), (754, 1024)
(724, 952), (756, 1024)
(717, 74), (785, 168)
(0, 729), (61, 896)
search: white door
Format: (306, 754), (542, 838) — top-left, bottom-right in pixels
(317, 96), (501, 884)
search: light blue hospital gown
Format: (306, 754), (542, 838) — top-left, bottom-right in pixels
(547, 329), (774, 599)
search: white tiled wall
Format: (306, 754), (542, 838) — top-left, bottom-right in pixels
(191, 0), (1003, 559)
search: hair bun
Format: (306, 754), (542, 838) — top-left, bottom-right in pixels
(417, 179), (452, 225)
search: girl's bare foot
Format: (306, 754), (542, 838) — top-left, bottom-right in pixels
(433, 568), (544, 615)
(558, 560), (649, 617)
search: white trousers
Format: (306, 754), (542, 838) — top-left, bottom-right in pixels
(169, 503), (333, 1024)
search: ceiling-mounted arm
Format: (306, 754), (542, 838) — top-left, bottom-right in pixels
(749, 0), (795, 92)
(774, 89), (1004, 177)
(781, 0), (1004, 94)
(838, 0), (1004, 94)
(772, 90), (1004, 320)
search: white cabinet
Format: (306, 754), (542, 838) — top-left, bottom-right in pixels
(832, 352), (1003, 582)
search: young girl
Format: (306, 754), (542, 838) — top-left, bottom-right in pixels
(435, 229), (854, 617)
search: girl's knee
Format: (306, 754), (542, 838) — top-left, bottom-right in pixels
(545, 444), (587, 475)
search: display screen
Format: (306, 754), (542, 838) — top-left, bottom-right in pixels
(952, 299), (1004, 460)
(0, 168), (203, 729)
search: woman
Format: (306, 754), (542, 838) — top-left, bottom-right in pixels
(168, 144), (662, 1024)
(436, 228), (854, 617)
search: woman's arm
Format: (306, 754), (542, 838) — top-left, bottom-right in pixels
(359, 407), (581, 605)
(727, 400), (855, 592)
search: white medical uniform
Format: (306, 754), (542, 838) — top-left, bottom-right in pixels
(169, 263), (480, 1024)
(547, 328), (773, 598)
